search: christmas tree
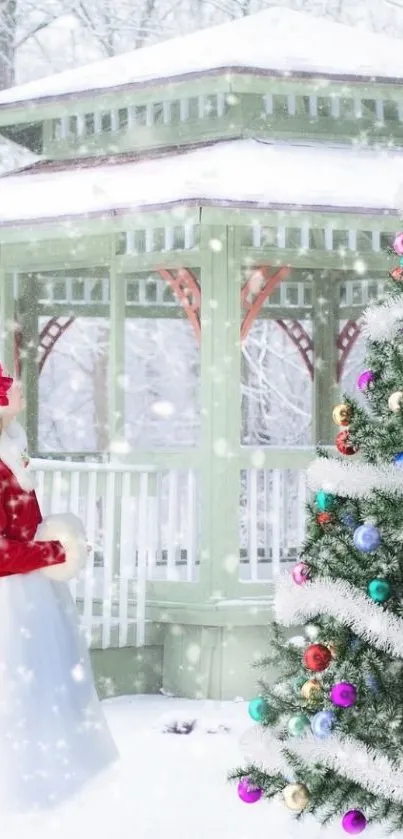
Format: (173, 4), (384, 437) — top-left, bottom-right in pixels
(231, 231), (403, 835)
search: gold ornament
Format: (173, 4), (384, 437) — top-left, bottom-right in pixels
(301, 678), (322, 700)
(283, 783), (310, 812)
(388, 391), (403, 413)
(327, 643), (337, 659)
(332, 403), (351, 427)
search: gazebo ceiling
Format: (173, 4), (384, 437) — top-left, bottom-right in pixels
(0, 138), (400, 227)
(0, 7), (403, 109)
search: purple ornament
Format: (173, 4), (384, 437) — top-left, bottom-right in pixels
(342, 810), (367, 834)
(291, 562), (310, 585)
(330, 682), (357, 708)
(393, 232), (403, 256)
(357, 370), (374, 392)
(237, 778), (263, 804)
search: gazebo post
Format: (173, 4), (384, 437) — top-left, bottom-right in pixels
(0, 257), (14, 374)
(199, 222), (242, 600)
(18, 274), (39, 452)
(312, 269), (340, 445)
(108, 234), (126, 453)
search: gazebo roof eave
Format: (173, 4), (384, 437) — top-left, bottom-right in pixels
(1, 65), (403, 113)
(0, 197), (398, 233)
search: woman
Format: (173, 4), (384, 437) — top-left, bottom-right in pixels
(0, 365), (118, 813)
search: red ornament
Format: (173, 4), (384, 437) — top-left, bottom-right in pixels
(317, 512), (333, 526)
(0, 365), (13, 407)
(390, 267), (403, 282)
(335, 430), (358, 456)
(303, 644), (332, 673)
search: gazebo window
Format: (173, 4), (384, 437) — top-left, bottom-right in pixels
(101, 112), (112, 132)
(118, 107), (128, 130)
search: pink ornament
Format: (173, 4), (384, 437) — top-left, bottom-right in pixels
(342, 810), (367, 834)
(237, 778), (263, 804)
(393, 232), (403, 255)
(330, 682), (357, 708)
(357, 370), (374, 392)
(291, 562), (310, 585)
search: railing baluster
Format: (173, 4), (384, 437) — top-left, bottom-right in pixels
(248, 468), (258, 582)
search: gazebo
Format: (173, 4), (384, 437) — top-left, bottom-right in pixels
(0, 6), (401, 699)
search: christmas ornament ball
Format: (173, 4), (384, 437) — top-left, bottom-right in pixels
(301, 679), (322, 700)
(353, 524), (381, 554)
(311, 710), (336, 739)
(342, 513), (357, 531)
(303, 643), (332, 673)
(388, 391), (403, 412)
(367, 578), (391, 603)
(315, 490), (336, 512)
(332, 403), (351, 426)
(357, 370), (374, 391)
(291, 562), (310, 585)
(393, 231), (403, 255)
(283, 783), (310, 812)
(394, 453), (403, 468)
(248, 697), (268, 723)
(330, 682), (357, 708)
(317, 512), (333, 526)
(288, 713), (310, 737)
(342, 810), (367, 834)
(336, 430), (358, 456)
(237, 779), (263, 804)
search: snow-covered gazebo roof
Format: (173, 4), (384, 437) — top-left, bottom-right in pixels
(0, 7), (403, 108)
(0, 139), (400, 227)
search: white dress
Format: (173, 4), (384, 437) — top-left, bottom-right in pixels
(0, 422), (118, 813)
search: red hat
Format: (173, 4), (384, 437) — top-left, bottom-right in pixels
(0, 365), (14, 408)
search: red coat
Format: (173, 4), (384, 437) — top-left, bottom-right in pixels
(0, 458), (66, 576)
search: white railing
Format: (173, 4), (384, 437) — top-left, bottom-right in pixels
(239, 468), (308, 582)
(30, 460), (309, 645)
(31, 460), (200, 649)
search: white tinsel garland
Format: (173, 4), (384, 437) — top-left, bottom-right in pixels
(274, 575), (403, 658)
(362, 298), (403, 343)
(306, 457), (403, 499)
(240, 727), (403, 804)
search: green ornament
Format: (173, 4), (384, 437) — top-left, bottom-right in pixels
(293, 675), (307, 694)
(248, 697), (268, 722)
(400, 257), (403, 267)
(288, 713), (310, 737)
(367, 579), (391, 603)
(315, 490), (336, 512)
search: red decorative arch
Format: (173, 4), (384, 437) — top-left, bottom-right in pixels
(241, 265), (290, 340)
(276, 320), (314, 379)
(337, 318), (364, 382)
(14, 316), (75, 376)
(157, 268), (201, 341)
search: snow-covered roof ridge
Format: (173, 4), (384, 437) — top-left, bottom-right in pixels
(0, 138), (401, 226)
(1, 7), (403, 108)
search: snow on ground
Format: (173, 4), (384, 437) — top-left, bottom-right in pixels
(1, 6), (403, 106)
(0, 695), (388, 839)
(1, 139), (402, 226)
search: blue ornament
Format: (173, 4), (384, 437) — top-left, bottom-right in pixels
(353, 524), (381, 553)
(365, 675), (380, 695)
(394, 453), (403, 468)
(367, 578), (391, 603)
(248, 697), (268, 722)
(311, 710), (336, 739)
(342, 513), (357, 531)
(316, 490), (336, 512)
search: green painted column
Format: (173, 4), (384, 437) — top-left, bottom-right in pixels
(108, 234), (126, 452)
(18, 273), (39, 452)
(0, 260), (14, 374)
(199, 223), (242, 599)
(312, 269), (339, 445)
